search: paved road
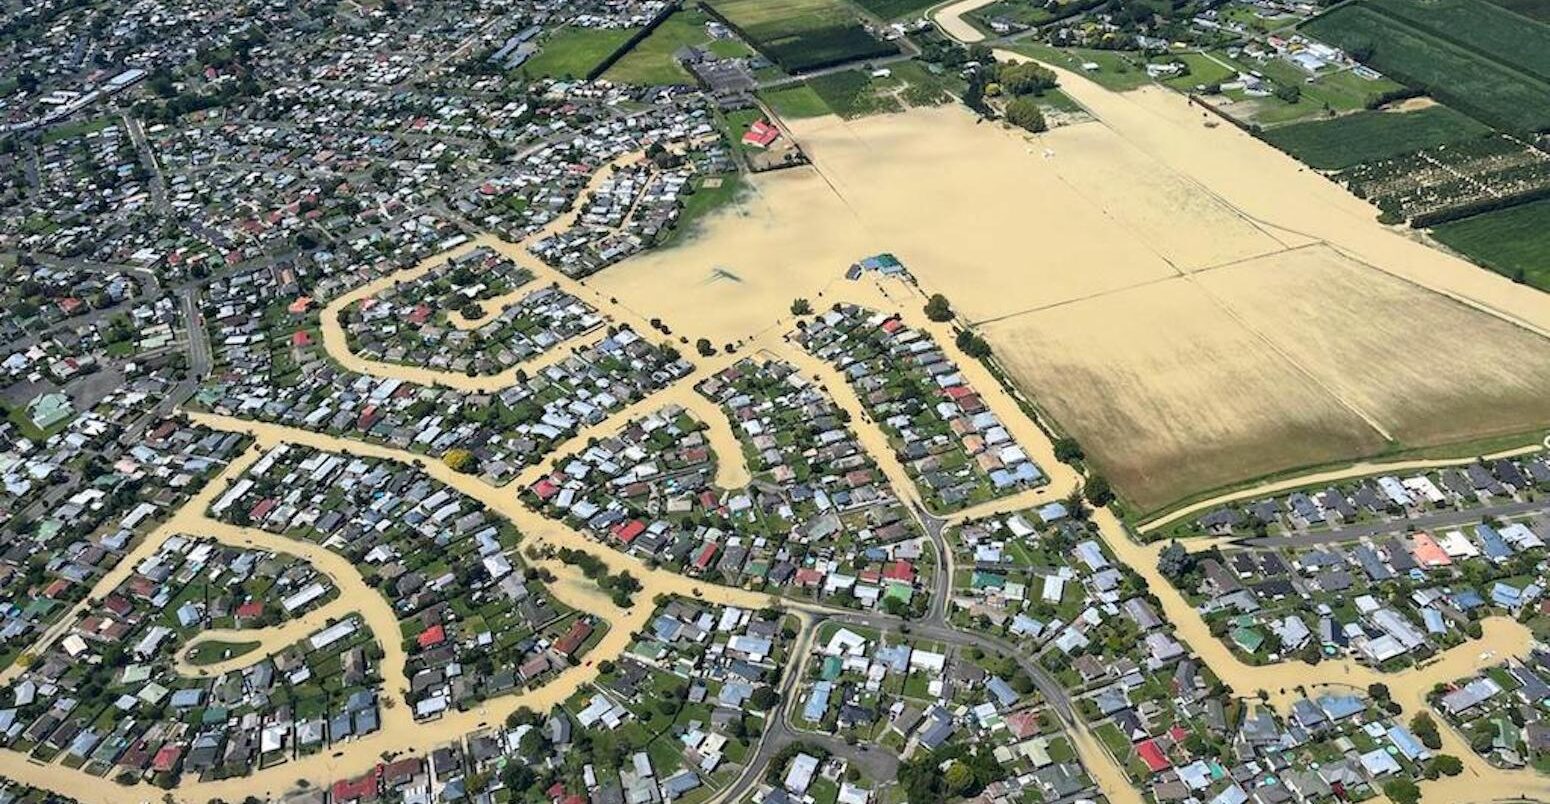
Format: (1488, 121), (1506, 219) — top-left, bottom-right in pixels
(1237, 500), (1550, 549)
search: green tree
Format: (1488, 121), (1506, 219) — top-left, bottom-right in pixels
(1411, 711), (1442, 750)
(1084, 475), (1114, 507)
(790, 298), (812, 315)
(1382, 778), (1421, 804)
(1005, 97), (1047, 133)
(924, 293), (953, 322)
(1052, 437), (1084, 463)
(1431, 754), (1463, 776)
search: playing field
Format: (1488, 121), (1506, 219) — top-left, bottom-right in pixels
(1302, 0), (1550, 132)
(1432, 199), (1550, 291)
(604, 9), (753, 85)
(522, 26), (637, 79)
(704, 0), (896, 71)
(1262, 105), (1490, 170)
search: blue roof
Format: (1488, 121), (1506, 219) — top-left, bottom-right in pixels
(987, 677), (1019, 708)
(1478, 524), (1512, 558)
(803, 682), (832, 722)
(1387, 724), (1428, 760)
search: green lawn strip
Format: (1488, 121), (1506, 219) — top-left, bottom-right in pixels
(522, 26), (640, 79)
(605, 8), (753, 85)
(1261, 104), (1489, 170)
(759, 84), (832, 119)
(1008, 43), (1150, 91)
(1431, 198), (1550, 291)
(185, 639), (262, 666)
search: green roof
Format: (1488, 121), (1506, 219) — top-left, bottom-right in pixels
(1231, 627), (1265, 653)
(971, 571), (1006, 589)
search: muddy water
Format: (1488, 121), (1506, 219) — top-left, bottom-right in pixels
(931, 0), (999, 42)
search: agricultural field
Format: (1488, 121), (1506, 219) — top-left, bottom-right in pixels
(1005, 43), (1151, 91)
(1301, 1), (1550, 132)
(521, 25), (638, 79)
(1340, 134), (1550, 224)
(851, 0), (942, 19)
(603, 8), (754, 85)
(1485, 0), (1550, 21)
(1364, 0), (1550, 83)
(704, 0), (897, 72)
(1262, 104), (1490, 170)
(802, 61), (957, 118)
(759, 83), (833, 118)
(1431, 199), (1550, 291)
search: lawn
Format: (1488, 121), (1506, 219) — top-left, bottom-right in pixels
(3, 402), (71, 442)
(807, 70), (904, 118)
(522, 26), (639, 79)
(1007, 43), (1150, 91)
(1431, 198), (1550, 291)
(1155, 52), (1237, 91)
(1261, 104), (1490, 169)
(659, 173), (745, 246)
(1301, 1), (1550, 132)
(705, 0), (897, 71)
(185, 639), (261, 666)
(604, 8), (753, 85)
(851, 0), (941, 19)
(759, 84), (833, 118)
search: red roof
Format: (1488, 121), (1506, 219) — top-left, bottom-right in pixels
(1136, 738), (1171, 773)
(236, 601), (264, 619)
(613, 519), (646, 544)
(794, 568), (824, 586)
(533, 478), (560, 500)
(880, 318), (904, 334)
(291, 330), (313, 347)
(151, 744), (182, 773)
(554, 620), (593, 657)
(883, 560), (915, 583)
(694, 542), (719, 570)
(741, 120), (780, 148)
(333, 773), (379, 802)
(417, 624), (446, 649)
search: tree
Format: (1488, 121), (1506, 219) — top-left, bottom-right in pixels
(1431, 754), (1464, 776)
(1084, 475), (1114, 507)
(924, 293), (953, 322)
(1367, 683), (1390, 703)
(997, 61), (1057, 96)
(790, 298), (812, 315)
(1273, 83), (1301, 104)
(1410, 711), (1442, 750)
(1158, 541), (1193, 580)
(956, 329), (992, 358)
(1005, 97), (1047, 133)
(749, 686), (779, 710)
(442, 449), (479, 474)
(1382, 778), (1421, 804)
(943, 761), (976, 796)
(695, 338), (715, 357)
(1053, 437), (1084, 463)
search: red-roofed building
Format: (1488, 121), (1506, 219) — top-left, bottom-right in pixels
(151, 744), (182, 773)
(741, 120), (780, 148)
(417, 624), (446, 649)
(287, 296), (313, 315)
(795, 568), (824, 587)
(333, 773), (379, 802)
(554, 619), (593, 657)
(693, 542), (719, 571)
(883, 560), (915, 583)
(1136, 739), (1171, 773)
(291, 330), (313, 347)
(236, 600), (264, 620)
(533, 478), (560, 500)
(613, 520), (646, 544)
(880, 318), (904, 335)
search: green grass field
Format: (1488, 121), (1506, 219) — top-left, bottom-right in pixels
(1431, 199), (1550, 290)
(1261, 104), (1490, 169)
(1366, 0), (1550, 83)
(759, 84), (832, 118)
(706, 0), (896, 71)
(1485, 0), (1550, 21)
(1154, 52), (1237, 91)
(852, 0), (942, 19)
(604, 9), (754, 85)
(185, 640), (261, 666)
(1008, 43), (1150, 91)
(522, 26), (639, 79)
(1301, 1), (1550, 132)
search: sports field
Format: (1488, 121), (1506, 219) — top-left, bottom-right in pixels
(1302, 0), (1550, 132)
(704, 0), (896, 71)
(604, 9), (753, 85)
(1432, 199), (1550, 291)
(1262, 105), (1489, 170)
(522, 26), (637, 79)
